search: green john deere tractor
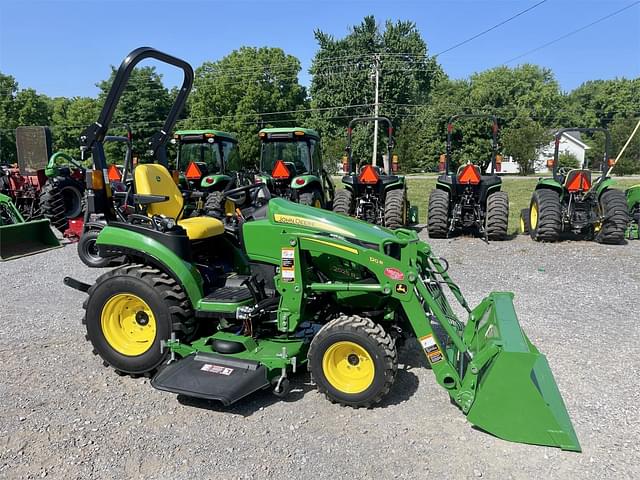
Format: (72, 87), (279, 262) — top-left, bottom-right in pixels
(333, 117), (414, 228)
(428, 114), (508, 240)
(65, 47), (581, 452)
(625, 184), (640, 240)
(520, 128), (629, 244)
(257, 127), (334, 208)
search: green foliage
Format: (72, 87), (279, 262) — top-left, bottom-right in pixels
(558, 151), (579, 170)
(310, 16), (442, 165)
(609, 116), (640, 175)
(187, 47), (307, 165)
(501, 116), (549, 175)
(0, 73), (19, 163)
(51, 96), (100, 157)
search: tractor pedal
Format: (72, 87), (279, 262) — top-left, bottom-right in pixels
(151, 353), (270, 406)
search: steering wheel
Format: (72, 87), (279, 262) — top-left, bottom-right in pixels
(557, 166), (570, 177)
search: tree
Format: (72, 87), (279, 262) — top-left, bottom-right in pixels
(0, 72), (19, 163)
(309, 16), (443, 164)
(558, 151), (579, 170)
(501, 116), (550, 175)
(187, 47), (307, 165)
(609, 115), (640, 175)
(50, 96), (100, 157)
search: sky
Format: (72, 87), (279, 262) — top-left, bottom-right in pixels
(0, 0), (638, 99)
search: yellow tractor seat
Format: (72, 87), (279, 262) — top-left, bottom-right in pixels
(133, 164), (224, 241)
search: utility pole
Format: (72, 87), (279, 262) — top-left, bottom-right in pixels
(371, 54), (380, 167)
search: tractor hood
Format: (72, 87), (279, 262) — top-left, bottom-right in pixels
(266, 198), (397, 247)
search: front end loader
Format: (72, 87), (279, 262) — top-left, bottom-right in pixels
(522, 128), (629, 244)
(0, 193), (60, 260)
(65, 47), (581, 453)
(428, 114), (508, 240)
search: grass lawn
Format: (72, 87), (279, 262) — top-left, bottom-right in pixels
(404, 177), (639, 234)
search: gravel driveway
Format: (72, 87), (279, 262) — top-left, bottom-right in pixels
(1, 234), (638, 479)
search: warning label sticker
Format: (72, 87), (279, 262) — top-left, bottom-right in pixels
(200, 364), (234, 375)
(281, 248), (295, 282)
(419, 334), (444, 363)
(428, 351), (444, 363)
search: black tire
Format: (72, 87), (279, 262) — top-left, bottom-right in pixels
(308, 315), (397, 408)
(384, 189), (407, 229)
(299, 189), (324, 208)
(529, 189), (561, 242)
(519, 208), (530, 235)
(204, 191), (225, 217)
(595, 188), (629, 244)
(332, 189), (353, 216)
(427, 189), (449, 238)
(83, 263), (196, 375)
(485, 191), (509, 240)
(39, 181), (68, 232)
(56, 177), (85, 218)
(78, 229), (112, 268)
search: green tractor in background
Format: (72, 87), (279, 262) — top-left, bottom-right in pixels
(520, 128), (629, 244)
(625, 184), (640, 240)
(428, 114), (508, 241)
(65, 47), (582, 453)
(333, 116), (414, 228)
(172, 129), (247, 214)
(256, 127), (334, 208)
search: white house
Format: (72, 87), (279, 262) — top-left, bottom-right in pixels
(535, 132), (590, 173)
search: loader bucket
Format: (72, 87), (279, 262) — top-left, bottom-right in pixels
(463, 293), (581, 452)
(0, 219), (61, 261)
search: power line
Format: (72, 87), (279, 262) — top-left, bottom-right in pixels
(434, 0), (549, 57)
(502, 1), (640, 64)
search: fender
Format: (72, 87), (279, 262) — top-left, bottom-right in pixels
(594, 177), (617, 198)
(627, 184), (640, 210)
(200, 174), (231, 190)
(435, 180), (453, 192)
(96, 225), (204, 305)
(534, 178), (563, 194)
(290, 174), (322, 190)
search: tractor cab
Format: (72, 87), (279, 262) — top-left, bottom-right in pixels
(428, 114), (508, 240)
(333, 116), (414, 228)
(172, 129), (242, 192)
(257, 127), (333, 208)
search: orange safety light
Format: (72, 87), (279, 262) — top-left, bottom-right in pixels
(91, 170), (105, 190)
(341, 155), (349, 173)
(546, 159), (555, 169)
(107, 164), (122, 182)
(185, 162), (202, 180)
(607, 158), (616, 168)
(438, 154), (446, 173)
(391, 154), (399, 173)
(566, 172), (591, 192)
(457, 164), (481, 185)
(358, 164), (380, 184)
(271, 160), (290, 179)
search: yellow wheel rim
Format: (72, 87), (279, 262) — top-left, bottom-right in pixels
(314, 198), (322, 208)
(322, 341), (375, 394)
(530, 203), (538, 229)
(519, 215), (526, 233)
(101, 293), (157, 356)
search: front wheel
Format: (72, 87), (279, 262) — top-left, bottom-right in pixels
(308, 315), (397, 408)
(83, 264), (195, 375)
(78, 229), (112, 268)
(519, 208), (530, 235)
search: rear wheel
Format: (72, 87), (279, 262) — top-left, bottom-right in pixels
(299, 189), (324, 209)
(595, 188), (629, 244)
(383, 189), (407, 229)
(56, 177), (85, 218)
(39, 181), (68, 232)
(485, 191), (509, 240)
(204, 191), (225, 217)
(529, 189), (561, 242)
(427, 189), (449, 238)
(83, 264), (195, 375)
(308, 315), (397, 408)
(332, 189), (353, 216)
(519, 208), (530, 234)
(78, 228), (112, 268)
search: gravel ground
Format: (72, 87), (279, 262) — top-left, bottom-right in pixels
(1, 234), (639, 479)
